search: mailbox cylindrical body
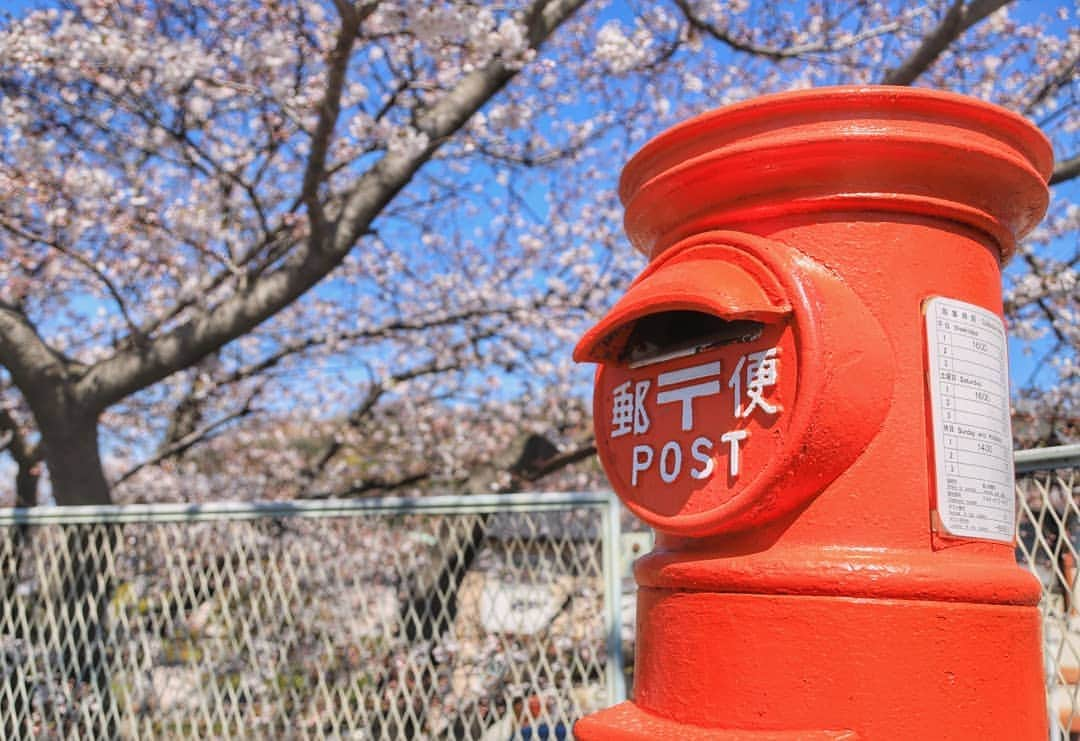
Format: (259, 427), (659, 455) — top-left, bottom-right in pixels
(574, 87), (1052, 740)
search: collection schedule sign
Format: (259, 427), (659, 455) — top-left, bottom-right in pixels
(925, 296), (1015, 543)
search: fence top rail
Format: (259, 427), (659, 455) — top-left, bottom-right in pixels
(0, 490), (616, 526)
(1014, 443), (1080, 474)
(2, 443), (1072, 525)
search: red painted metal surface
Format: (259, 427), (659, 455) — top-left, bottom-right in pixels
(573, 87), (1052, 739)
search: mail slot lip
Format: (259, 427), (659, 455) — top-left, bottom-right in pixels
(573, 244), (793, 366)
(588, 231), (833, 536)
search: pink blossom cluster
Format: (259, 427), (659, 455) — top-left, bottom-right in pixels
(0, 1), (1074, 504)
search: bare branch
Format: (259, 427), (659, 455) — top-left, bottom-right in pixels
(300, 3), (371, 234)
(0, 304), (68, 393)
(0, 217), (141, 339)
(320, 471), (432, 499)
(0, 404), (41, 507)
(502, 439), (596, 492)
(881, 0), (1013, 86)
(112, 386), (261, 485)
(1051, 153), (1080, 186)
(674, 0), (901, 60)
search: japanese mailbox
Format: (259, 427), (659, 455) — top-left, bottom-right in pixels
(573, 87), (1053, 739)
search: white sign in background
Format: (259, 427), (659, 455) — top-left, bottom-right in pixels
(925, 296), (1015, 543)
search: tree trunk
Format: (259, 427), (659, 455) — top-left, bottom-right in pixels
(367, 514), (492, 738)
(39, 411), (111, 506)
(1, 513), (31, 738)
(56, 523), (119, 739)
(14, 465), (37, 509)
(33, 408), (117, 736)
(0, 451), (37, 736)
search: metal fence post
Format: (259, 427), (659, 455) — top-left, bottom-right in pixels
(1013, 444), (1080, 740)
(602, 490), (627, 705)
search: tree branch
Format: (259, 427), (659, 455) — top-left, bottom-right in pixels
(297, 385), (384, 490)
(0, 304), (68, 393)
(75, 0), (586, 413)
(300, 2), (372, 234)
(501, 438), (596, 492)
(674, 0), (901, 60)
(332, 0), (587, 251)
(1023, 54), (1080, 118)
(1051, 154), (1080, 186)
(210, 306), (524, 390)
(0, 407), (37, 465)
(881, 0), (1012, 86)
(0, 405), (41, 507)
(0, 216), (141, 339)
(1005, 252), (1070, 358)
(111, 386), (261, 486)
(295, 327), (500, 496)
(322, 471), (432, 499)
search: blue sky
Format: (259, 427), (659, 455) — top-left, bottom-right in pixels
(1, 0), (1074, 401)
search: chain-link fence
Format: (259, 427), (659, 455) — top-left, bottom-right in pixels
(5, 450), (1080, 740)
(1015, 444), (1080, 740)
(0, 492), (625, 740)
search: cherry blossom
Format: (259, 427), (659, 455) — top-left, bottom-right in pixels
(0, 0), (1074, 505)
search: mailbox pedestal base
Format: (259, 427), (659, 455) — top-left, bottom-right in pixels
(576, 703), (855, 740)
(576, 589), (1046, 740)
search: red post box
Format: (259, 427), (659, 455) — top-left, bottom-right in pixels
(573, 87), (1052, 739)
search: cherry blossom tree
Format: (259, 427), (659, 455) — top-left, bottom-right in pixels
(0, 0), (1076, 507)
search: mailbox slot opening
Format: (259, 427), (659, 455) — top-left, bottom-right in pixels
(620, 311), (764, 368)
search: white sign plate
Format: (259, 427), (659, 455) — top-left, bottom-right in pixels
(479, 581), (564, 635)
(925, 297), (1014, 542)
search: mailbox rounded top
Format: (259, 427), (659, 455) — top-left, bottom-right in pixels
(619, 86), (1052, 261)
